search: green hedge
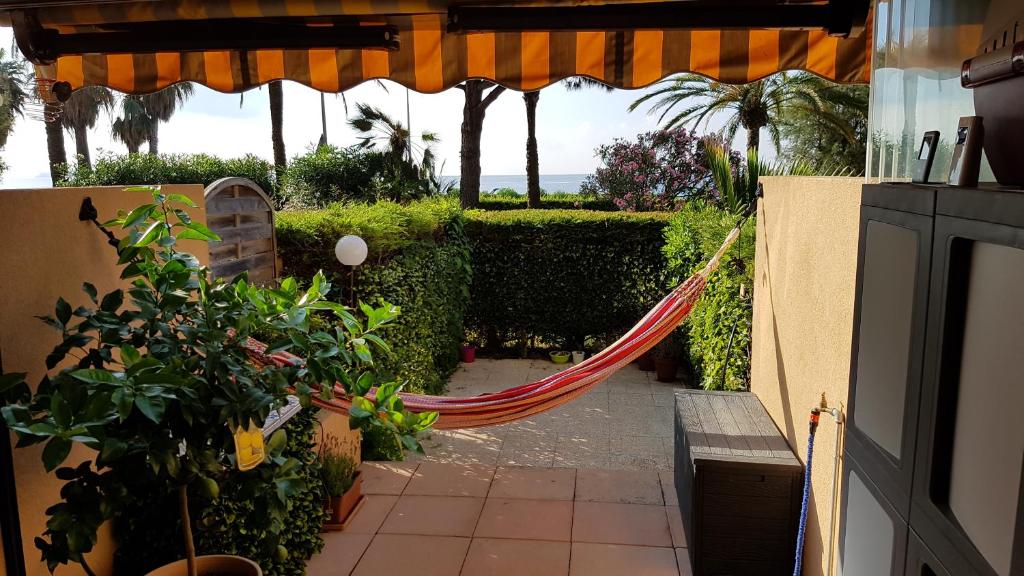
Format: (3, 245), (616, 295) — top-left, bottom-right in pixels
(113, 411), (325, 576)
(60, 153), (277, 201)
(664, 201), (755, 390)
(477, 191), (617, 211)
(276, 198), (471, 395)
(464, 209), (672, 350)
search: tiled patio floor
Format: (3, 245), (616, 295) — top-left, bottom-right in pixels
(307, 462), (693, 576)
(411, 358), (687, 471)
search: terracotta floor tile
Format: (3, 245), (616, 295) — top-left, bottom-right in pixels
(474, 498), (573, 541)
(343, 494), (398, 535)
(352, 534), (470, 576)
(575, 469), (664, 504)
(665, 505), (687, 548)
(379, 495), (484, 537)
(404, 462), (495, 497)
(306, 532), (372, 576)
(676, 548), (693, 576)
(660, 471), (679, 506)
(461, 538), (570, 576)
(359, 461), (418, 495)
(489, 466), (576, 500)
(572, 501), (672, 547)
(569, 543), (678, 576)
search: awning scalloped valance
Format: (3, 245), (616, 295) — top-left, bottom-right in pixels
(4, 0), (872, 96)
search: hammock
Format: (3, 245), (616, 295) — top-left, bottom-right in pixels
(247, 224), (743, 430)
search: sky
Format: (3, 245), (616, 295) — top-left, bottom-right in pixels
(0, 28), (764, 189)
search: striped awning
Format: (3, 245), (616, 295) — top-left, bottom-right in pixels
(4, 0), (872, 97)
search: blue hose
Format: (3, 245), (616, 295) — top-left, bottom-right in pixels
(793, 413), (819, 576)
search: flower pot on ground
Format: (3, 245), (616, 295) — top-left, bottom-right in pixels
(655, 357), (680, 383)
(460, 344), (477, 363)
(320, 433), (362, 526)
(146, 555), (262, 576)
(572, 351), (585, 364)
(637, 352), (656, 371)
(549, 351), (571, 364)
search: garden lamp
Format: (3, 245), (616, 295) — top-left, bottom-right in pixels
(335, 235), (368, 307)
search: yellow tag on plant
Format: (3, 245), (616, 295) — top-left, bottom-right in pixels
(234, 421), (265, 471)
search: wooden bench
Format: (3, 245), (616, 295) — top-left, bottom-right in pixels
(674, 390), (804, 576)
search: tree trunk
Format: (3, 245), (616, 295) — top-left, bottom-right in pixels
(269, 80), (287, 174)
(73, 124), (91, 169)
(127, 141), (140, 154)
(747, 126), (760, 153)
(148, 117), (160, 155)
(45, 114), (67, 185)
(524, 91), (540, 208)
(179, 484), (198, 576)
(459, 80), (504, 209)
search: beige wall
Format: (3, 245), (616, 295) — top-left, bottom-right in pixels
(751, 176), (863, 576)
(0, 186), (207, 576)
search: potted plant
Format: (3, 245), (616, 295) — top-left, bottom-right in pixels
(571, 350), (586, 364)
(0, 188), (437, 576)
(652, 332), (684, 383)
(321, 434), (361, 526)
(460, 342), (477, 363)
(549, 351), (571, 364)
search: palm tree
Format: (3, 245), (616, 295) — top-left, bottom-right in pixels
(44, 106), (68, 184)
(457, 79), (505, 208)
(0, 48), (29, 149)
(61, 86), (114, 168)
(629, 72), (855, 154)
(523, 91), (541, 207)
(268, 80), (286, 174)
(349, 102), (438, 168)
(141, 83), (193, 154)
(112, 95), (151, 154)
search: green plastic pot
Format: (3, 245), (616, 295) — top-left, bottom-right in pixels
(549, 351), (571, 364)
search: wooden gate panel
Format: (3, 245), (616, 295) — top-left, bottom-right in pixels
(204, 177), (278, 286)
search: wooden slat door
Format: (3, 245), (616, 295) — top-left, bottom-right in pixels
(204, 177), (278, 286)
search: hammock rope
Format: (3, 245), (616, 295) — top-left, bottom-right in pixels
(247, 220), (745, 430)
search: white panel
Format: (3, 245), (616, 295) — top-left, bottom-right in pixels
(854, 221), (918, 459)
(949, 241), (1024, 576)
(841, 470), (896, 576)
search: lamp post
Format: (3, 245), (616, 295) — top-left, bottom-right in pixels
(334, 235), (368, 307)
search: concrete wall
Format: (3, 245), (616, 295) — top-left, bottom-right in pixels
(751, 176), (864, 576)
(0, 186), (208, 576)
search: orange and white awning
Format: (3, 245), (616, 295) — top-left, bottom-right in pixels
(2, 0), (872, 98)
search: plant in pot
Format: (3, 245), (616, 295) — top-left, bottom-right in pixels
(460, 341), (477, 363)
(0, 188), (436, 576)
(652, 331), (685, 383)
(320, 433), (360, 526)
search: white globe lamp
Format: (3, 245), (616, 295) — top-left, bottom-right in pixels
(335, 235), (368, 267)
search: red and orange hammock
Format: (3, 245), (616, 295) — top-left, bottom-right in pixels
(247, 225), (742, 430)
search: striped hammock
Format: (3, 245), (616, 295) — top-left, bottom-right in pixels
(247, 225), (742, 430)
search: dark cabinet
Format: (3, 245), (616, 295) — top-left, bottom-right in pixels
(841, 184), (1024, 576)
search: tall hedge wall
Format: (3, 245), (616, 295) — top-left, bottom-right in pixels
(477, 192), (617, 211)
(463, 209), (672, 350)
(276, 199), (471, 395)
(663, 201), (756, 390)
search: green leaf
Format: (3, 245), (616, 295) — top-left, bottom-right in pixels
(166, 193), (197, 208)
(183, 221), (221, 242)
(55, 298), (72, 325)
(42, 437), (72, 472)
(134, 220), (165, 246)
(100, 289), (124, 312)
(122, 203), (157, 229)
(70, 369), (119, 384)
(82, 282), (98, 303)
(134, 396), (165, 423)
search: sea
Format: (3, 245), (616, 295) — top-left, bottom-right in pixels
(4, 173), (590, 194)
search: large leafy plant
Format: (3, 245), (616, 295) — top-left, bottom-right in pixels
(0, 187), (435, 575)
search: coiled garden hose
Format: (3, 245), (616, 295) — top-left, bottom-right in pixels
(793, 408), (821, 576)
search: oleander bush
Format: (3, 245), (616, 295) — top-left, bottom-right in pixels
(664, 200), (756, 390)
(276, 198), (471, 396)
(60, 152), (277, 200)
(463, 209), (672, 351)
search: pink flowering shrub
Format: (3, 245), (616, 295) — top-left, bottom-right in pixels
(581, 128), (715, 212)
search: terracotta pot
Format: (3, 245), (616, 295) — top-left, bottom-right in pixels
(146, 555), (262, 576)
(460, 345), (476, 363)
(327, 471), (363, 525)
(654, 358), (679, 383)
(637, 353), (656, 372)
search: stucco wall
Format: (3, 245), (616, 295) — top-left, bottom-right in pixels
(751, 176), (864, 576)
(0, 186), (208, 576)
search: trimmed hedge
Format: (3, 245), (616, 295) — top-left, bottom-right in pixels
(664, 201), (755, 390)
(477, 191), (617, 211)
(60, 153), (277, 200)
(113, 410), (325, 576)
(464, 209), (672, 350)
(276, 199), (471, 395)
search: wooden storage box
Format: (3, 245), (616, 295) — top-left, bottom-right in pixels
(674, 390), (804, 576)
